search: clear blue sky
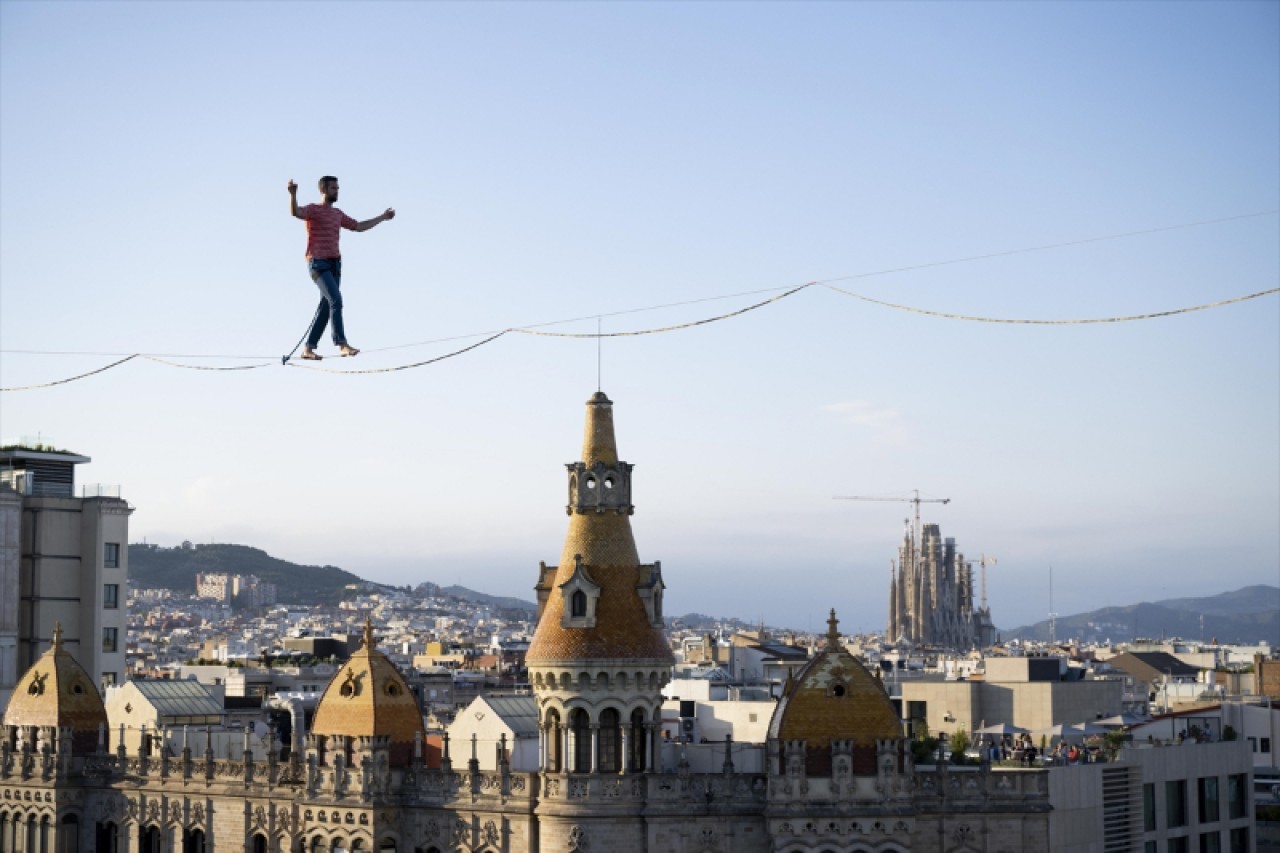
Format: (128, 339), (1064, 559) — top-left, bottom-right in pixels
(3, 1), (1277, 635)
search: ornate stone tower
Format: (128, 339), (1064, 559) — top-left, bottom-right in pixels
(888, 522), (989, 649)
(526, 392), (675, 852)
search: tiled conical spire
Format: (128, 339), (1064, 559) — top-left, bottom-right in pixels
(560, 392), (638, 568)
(526, 392), (671, 664)
(581, 390), (619, 466)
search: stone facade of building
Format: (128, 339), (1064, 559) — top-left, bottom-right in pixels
(0, 393), (1051, 852)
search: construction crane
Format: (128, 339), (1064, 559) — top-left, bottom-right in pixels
(832, 490), (951, 552)
(974, 553), (997, 611)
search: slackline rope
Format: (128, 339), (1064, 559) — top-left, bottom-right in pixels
(822, 284), (1280, 325)
(0, 354), (139, 392)
(510, 283), (813, 338)
(3, 283), (1276, 390)
(138, 355), (275, 371)
(283, 330), (511, 374)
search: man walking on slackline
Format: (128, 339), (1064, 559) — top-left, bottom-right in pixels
(288, 176), (395, 359)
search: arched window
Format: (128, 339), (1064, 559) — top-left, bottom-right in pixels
(569, 709), (591, 773)
(597, 708), (621, 773)
(183, 828), (206, 853)
(95, 820), (119, 853)
(570, 590), (587, 618)
(141, 826), (162, 853)
(545, 709), (562, 773)
(630, 709), (648, 772)
(59, 815), (80, 853)
(250, 833), (268, 853)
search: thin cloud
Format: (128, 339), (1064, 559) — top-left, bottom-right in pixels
(822, 401), (909, 444)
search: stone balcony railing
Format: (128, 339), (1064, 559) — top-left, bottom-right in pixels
(1, 725), (1048, 820)
(533, 770), (768, 808)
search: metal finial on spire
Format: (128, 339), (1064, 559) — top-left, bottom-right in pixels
(826, 609), (840, 644)
(363, 616), (375, 650)
(51, 622), (63, 651)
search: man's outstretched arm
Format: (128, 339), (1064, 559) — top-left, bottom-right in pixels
(288, 180), (304, 219)
(354, 208), (396, 232)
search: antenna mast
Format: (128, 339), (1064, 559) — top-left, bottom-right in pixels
(1048, 565), (1057, 647)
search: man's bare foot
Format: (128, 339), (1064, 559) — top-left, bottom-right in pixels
(339, 344), (360, 357)
(301, 348), (322, 361)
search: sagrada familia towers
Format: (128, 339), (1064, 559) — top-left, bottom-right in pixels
(887, 523), (997, 650)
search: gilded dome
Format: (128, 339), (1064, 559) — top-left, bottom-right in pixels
(3, 624), (107, 754)
(310, 621), (425, 767)
(768, 610), (902, 775)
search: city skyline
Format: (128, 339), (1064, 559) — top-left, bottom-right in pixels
(2, 1), (1277, 632)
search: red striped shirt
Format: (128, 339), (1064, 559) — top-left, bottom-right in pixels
(298, 204), (358, 259)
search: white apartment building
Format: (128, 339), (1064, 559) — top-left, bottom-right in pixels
(0, 447), (131, 707)
(195, 573), (278, 607)
(195, 572), (233, 603)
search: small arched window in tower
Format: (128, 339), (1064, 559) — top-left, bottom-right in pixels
(831, 682), (846, 698)
(570, 709), (591, 773)
(545, 709), (562, 773)
(630, 709), (647, 772)
(603, 476), (614, 489)
(571, 590), (587, 618)
(598, 708), (621, 773)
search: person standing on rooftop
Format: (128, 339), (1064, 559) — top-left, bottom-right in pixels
(288, 176), (395, 360)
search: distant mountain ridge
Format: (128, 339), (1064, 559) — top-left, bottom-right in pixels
(129, 542), (537, 611)
(1003, 585), (1280, 645)
(437, 585), (537, 615)
(129, 543), (367, 605)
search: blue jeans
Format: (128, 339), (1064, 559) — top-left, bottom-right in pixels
(306, 258), (347, 348)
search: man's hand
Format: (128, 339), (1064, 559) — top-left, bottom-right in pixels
(288, 180), (301, 218)
(354, 208), (396, 232)
(288, 180), (297, 194)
